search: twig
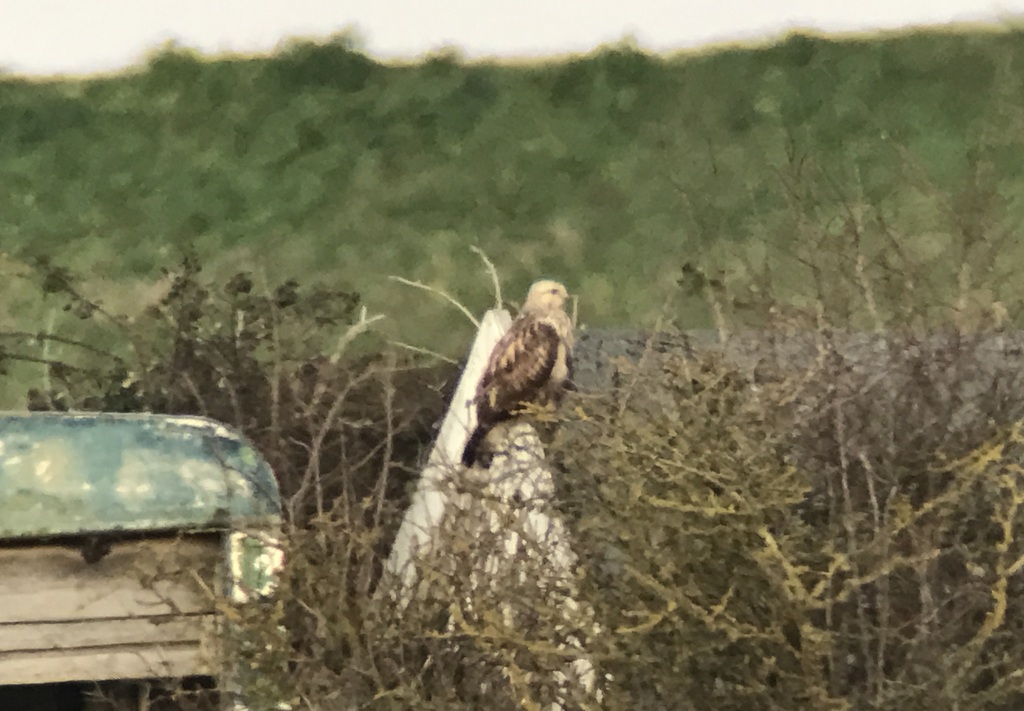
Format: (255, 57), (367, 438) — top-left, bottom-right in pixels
(388, 276), (479, 327)
(373, 356), (396, 529)
(261, 268), (283, 465)
(329, 305), (386, 365)
(0, 352), (98, 374)
(616, 316), (665, 419)
(390, 340), (459, 364)
(0, 331), (123, 360)
(470, 246), (502, 309)
(40, 308), (56, 392)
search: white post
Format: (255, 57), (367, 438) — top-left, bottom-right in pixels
(381, 308), (604, 708)
(384, 308), (512, 598)
(468, 421), (604, 708)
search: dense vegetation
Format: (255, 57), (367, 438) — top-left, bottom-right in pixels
(3, 25), (1024, 383)
(15, 247), (1024, 710)
(5, 23), (1024, 710)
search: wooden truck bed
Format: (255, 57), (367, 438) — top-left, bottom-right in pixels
(0, 534), (222, 686)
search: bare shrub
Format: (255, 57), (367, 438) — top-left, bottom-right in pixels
(9, 169), (1024, 710)
(552, 323), (1024, 709)
(551, 348), (832, 710)
(6, 254), (607, 709)
(544, 160), (1024, 708)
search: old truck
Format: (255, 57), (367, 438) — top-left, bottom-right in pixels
(0, 412), (284, 710)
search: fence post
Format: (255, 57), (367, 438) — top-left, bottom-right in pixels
(384, 308), (512, 599)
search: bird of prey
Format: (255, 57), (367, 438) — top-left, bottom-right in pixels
(461, 279), (575, 467)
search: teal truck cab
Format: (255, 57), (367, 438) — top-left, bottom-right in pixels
(0, 412), (284, 710)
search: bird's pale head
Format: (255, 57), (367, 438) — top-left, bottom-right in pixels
(522, 279), (569, 314)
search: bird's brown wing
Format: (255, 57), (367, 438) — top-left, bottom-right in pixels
(475, 317), (562, 425)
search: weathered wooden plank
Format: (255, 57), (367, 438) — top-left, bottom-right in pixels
(0, 614), (215, 653)
(0, 536), (221, 624)
(0, 642), (213, 685)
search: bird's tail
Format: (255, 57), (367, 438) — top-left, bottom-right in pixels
(461, 425), (488, 467)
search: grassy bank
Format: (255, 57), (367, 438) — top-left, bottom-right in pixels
(1, 25), (1023, 382)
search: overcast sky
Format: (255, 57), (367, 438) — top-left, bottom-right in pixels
(2, 0), (1023, 76)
